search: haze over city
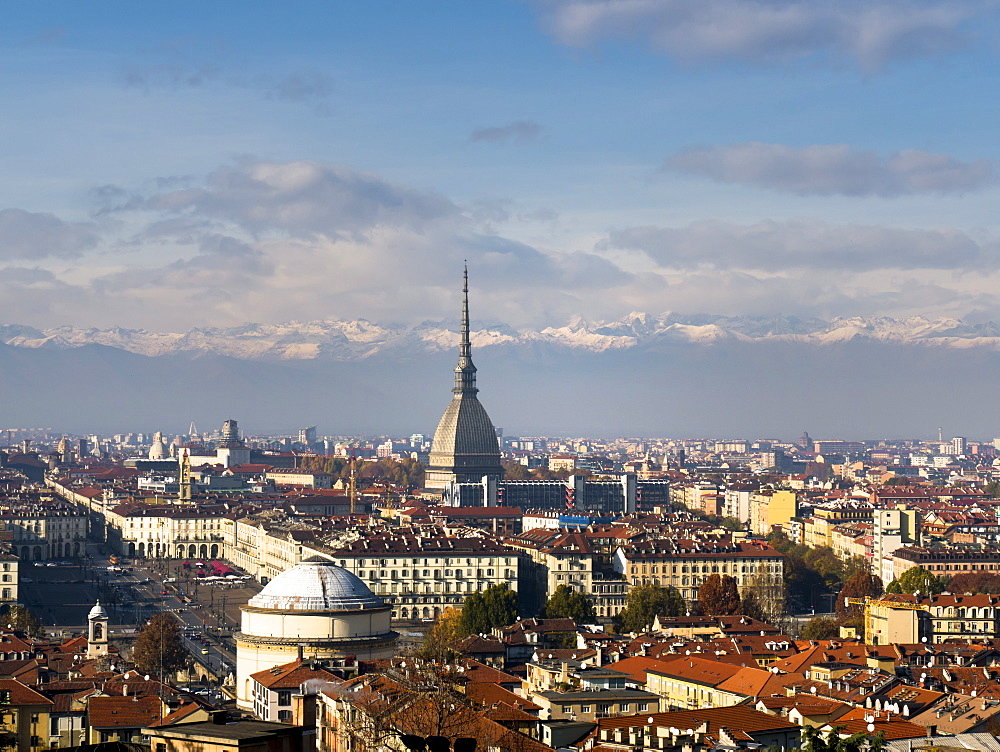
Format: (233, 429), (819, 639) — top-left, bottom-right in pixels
(3, 1), (1000, 436)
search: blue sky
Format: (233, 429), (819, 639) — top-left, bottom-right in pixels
(3, 0), (1000, 331)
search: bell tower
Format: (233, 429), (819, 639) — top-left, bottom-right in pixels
(87, 601), (109, 659)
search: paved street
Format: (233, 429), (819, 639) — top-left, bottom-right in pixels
(18, 544), (262, 687)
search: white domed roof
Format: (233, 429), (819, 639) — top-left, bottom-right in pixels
(148, 432), (168, 460)
(88, 601), (107, 620)
(248, 558), (384, 612)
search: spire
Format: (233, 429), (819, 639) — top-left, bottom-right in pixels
(461, 262), (471, 358)
(453, 262), (478, 396)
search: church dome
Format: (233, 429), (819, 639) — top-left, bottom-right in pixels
(247, 558), (383, 612)
(88, 601), (107, 620)
(148, 432), (168, 460)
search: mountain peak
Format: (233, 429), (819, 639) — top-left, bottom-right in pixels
(4, 314), (1000, 362)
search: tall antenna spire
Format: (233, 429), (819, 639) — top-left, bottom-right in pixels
(453, 262), (478, 396)
(461, 261), (471, 359)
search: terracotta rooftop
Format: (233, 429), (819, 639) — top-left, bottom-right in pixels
(88, 695), (163, 728)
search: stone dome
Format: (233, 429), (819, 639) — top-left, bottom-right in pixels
(88, 601), (107, 620)
(247, 558), (383, 612)
(148, 432), (168, 460)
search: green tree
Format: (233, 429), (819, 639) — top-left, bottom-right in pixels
(837, 570), (884, 627)
(541, 585), (596, 623)
(887, 566), (945, 595)
(2, 605), (44, 637)
(802, 725), (885, 752)
(458, 584), (518, 636)
(131, 613), (188, 678)
(697, 573), (742, 616)
(616, 583), (686, 633)
(801, 615), (840, 641)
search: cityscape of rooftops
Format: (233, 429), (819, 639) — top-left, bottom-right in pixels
(6, 1), (1000, 751)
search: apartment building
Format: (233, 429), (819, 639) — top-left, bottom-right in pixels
(0, 556), (18, 604)
(313, 531), (521, 621)
(889, 544), (1000, 582)
(748, 490), (797, 536)
(801, 502), (874, 549)
(864, 592), (1000, 644)
(103, 502), (234, 559)
(613, 539), (784, 603)
(0, 500), (88, 561)
(508, 527), (640, 620)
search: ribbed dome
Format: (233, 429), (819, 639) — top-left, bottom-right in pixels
(247, 558), (383, 611)
(88, 601), (107, 620)
(429, 395), (501, 459)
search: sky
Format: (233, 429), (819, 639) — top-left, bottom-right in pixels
(4, 1), (1000, 333)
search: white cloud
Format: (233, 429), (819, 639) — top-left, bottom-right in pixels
(665, 142), (994, 196)
(535, 0), (987, 69)
(139, 160), (458, 240)
(6, 157), (1000, 331)
(604, 219), (989, 271)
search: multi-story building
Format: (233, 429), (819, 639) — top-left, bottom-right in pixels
(103, 503), (234, 560)
(0, 501), (88, 562)
(801, 502), (874, 549)
(0, 555), (18, 605)
(889, 543), (1000, 582)
(264, 469), (332, 490)
(748, 490), (797, 536)
(613, 539), (784, 604)
(864, 592), (1000, 644)
(722, 483), (756, 523)
(449, 475), (670, 515)
(872, 506), (920, 583)
(313, 531), (521, 621)
(508, 527), (640, 620)
(0, 679), (53, 752)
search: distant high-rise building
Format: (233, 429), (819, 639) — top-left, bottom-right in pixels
(950, 436), (967, 456)
(424, 266), (503, 497)
(298, 426), (317, 445)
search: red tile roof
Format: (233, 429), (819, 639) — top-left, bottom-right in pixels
(87, 695), (163, 728)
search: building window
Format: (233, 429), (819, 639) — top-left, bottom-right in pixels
(276, 690), (292, 705)
(277, 710), (292, 722)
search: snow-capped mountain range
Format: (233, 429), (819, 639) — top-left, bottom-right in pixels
(2, 313), (1000, 361)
